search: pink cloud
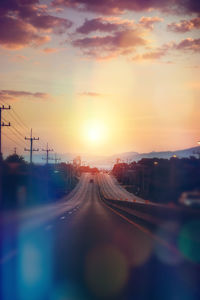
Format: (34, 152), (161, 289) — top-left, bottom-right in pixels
(0, 0), (72, 50)
(76, 17), (134, 34)
(52, 0), (200, 15)
(139, 16), (163, 30)
(174, 38), (200, 52)
(72, 28), (147, 59)
(132, 49), (167, 61)
(0, 90), (50, 101)
(76, 18), (121, 34)
(0, 16), (50, 49)
(168, 17), (200, 33)
(26, 14), (72, 34)
(42, 47), (60, 53)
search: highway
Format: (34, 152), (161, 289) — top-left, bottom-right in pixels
(0, 173), (200, 300)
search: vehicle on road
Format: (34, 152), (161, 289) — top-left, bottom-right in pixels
(179, 191), (200, 208)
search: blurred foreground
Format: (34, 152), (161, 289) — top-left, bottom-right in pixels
(0, 173), (200, 300)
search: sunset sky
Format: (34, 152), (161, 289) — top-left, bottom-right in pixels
(0, 0), (200, 157)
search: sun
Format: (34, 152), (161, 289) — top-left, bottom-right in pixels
(88, 127), (101, 142)
(84, 121), (105, 144)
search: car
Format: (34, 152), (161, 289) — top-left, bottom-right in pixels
(179, 191), (200, 208)
(90, 179), (94, 183)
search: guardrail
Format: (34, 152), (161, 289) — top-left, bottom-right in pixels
(99, 186), (200, 229)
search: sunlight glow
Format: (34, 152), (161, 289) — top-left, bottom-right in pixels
(84, 121), (105, 144)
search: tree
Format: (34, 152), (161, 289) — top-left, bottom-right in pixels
(5, 154), (26, 164)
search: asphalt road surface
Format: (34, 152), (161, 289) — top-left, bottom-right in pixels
(0, 173), (200, 300)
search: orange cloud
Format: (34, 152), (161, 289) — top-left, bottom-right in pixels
(42, 47), (60, 53)
(72, 28), (147, 59)
(132, 49), (167, 61)
(139, 16), (163, 30)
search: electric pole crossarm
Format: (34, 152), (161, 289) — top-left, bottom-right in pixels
(2, 122), (11, 127)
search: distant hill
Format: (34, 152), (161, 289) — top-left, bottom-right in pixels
(92, 146), (200, 168)
(13, 146), (200, 168)
(136, 146), (200, 161)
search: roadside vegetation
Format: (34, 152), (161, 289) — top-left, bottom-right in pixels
(1, 154), (78, 209)
(112, 157), (200, 204)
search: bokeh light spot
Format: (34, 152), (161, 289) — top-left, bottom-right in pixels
(85, 244), (129, 298)
(178, 220), (200, 263)
(155, 222), (183, 265)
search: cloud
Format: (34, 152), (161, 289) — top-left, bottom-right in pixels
(0, 90), (50, 102)
(170, 38), (200, 52)
(0, 16), (50, 49)
(76, 17), (133, 34)
(25, 14), (72, 34)
(139, 16), (163, 30)
(78, 92), (102, 97)
(168, 17), (200, 33)
(132, 37), (200, 62)
(76, 18), (120, 34)
(42, 47), (60, 53)
(52, 0), (200, 15)
(0, 0), (72, 50)
(132, 49), (167, 61)
(12, 55), (30, 61)
(72, 28), (147, 59)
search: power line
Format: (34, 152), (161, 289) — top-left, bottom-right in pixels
(10, 125), (26, 141)
(9, 126), (26, 145)
(2, 131), (24, 149)
(11, 108), (29, 132)
(1, 99), (29, 133)
(9, 110), (29, 134)
(2, 116), (28, 146)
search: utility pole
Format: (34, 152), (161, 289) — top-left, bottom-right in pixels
(0, 105), (11, 160)
(42, 143), (53, 165)
(0, 105), (11, 204)
(14, 147), (17, 155)
(24, 129), (39, 163)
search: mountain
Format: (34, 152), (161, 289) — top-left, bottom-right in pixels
(91, 146), (200, 168)
(16, 146), (200, 168)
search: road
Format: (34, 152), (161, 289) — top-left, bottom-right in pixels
(0, 173), (200, 300)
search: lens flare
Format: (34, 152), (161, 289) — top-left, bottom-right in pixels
(85, 245), (129, 298)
